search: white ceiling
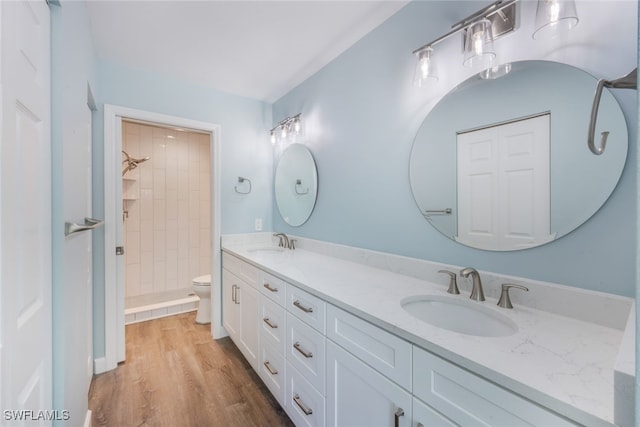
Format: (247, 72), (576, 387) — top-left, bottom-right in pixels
(86, 1), (409, 103)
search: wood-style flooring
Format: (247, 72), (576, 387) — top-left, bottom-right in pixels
(89, 312), (294, 427)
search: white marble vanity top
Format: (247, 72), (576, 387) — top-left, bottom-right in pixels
(222, 235), (634, 426)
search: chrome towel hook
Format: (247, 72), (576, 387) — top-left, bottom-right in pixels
(588, 68), (637, 155)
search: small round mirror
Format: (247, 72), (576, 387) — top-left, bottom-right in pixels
(275, 144), (318, 226)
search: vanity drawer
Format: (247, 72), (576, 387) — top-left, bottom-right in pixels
(222, 252), (260, 288)
(326, 304), (412, 390)
(260, 296), (286, 353)
(261, 271), (287, 306)
(287, 284), (326, 333)
(286, 312), (326, 394)
(286, 361), (326, 427)
(412, 347), (579, 427)
(259, 340), (286, 408)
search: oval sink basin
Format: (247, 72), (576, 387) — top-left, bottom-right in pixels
(247, 246), (286, 254)
(401, 295), (517, 337)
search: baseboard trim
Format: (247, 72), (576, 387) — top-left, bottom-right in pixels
(94, 357), (107, 374)
(84, 410), (92, 427)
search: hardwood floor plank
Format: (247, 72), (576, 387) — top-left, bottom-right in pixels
(89, 312), (293, 427)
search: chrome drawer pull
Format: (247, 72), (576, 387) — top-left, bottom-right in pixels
(263, 317), (278, 329)
(263, 283), (279, 292)
(293, 394), (313, 415)
(293, 300), (313, 313)
(263, 361), (278, 375)
(231, 284), (237, 303)
(394, 407), (404, 427)
(293, 342), (313, 358)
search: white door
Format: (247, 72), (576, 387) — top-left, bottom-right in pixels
(62, 104), (94, 392)
(457, 114), (551, 250)
(1, 0), (52, 420)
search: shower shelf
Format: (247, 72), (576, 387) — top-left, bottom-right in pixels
(123, 177), (136, 182)
(123, 196), (138, 201)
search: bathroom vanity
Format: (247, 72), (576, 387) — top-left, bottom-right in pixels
(221, 233), (634, 427)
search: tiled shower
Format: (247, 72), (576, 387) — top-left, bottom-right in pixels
(122, 120), (211, 323)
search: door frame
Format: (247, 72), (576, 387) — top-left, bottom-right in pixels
(102, 104), (222, 373)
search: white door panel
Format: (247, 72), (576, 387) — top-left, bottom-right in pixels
(1, 0), (52, 421)
(457, 114), (551, 250)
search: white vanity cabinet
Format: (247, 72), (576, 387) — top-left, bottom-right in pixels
(412, 347), (579, 427)
(221, 269), (240, 338)
(326, 341), (412, 427)
(221, 255), (261, 371)
(221, 250), (585, 427)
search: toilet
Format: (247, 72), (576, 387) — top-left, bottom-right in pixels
(192, 274), (212, 324)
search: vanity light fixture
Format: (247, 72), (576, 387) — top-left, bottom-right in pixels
(412, 0), (517, 87)
(269, 113), (303, 145)
(412, 0), (579, 87)
(532, 0), (579, 40)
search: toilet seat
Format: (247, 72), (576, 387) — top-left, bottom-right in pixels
(192, 274), (211, 286)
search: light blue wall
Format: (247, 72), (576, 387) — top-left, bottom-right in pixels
(273, 0), (638, 297)
(51, 1), (97, 424)
(91, 60), (273, 357)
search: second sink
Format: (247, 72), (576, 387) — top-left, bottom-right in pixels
(401, 295), (517, 337)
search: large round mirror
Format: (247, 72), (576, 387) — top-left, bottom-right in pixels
(275, 143), (318, 226)
(410, 60), (628, 251)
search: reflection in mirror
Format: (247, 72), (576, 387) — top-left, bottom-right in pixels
(410, 61), (628, 251)
(275, 144), (318, 226)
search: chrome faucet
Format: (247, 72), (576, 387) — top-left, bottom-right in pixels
(460, 267), (485, 301)
(273, 233), (296, 250)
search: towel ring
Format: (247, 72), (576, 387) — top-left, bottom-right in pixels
(294, 179), (309, 195)
(235, 176), (252, 194)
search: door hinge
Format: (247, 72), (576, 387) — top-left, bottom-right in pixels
(116, 246), (125, 256)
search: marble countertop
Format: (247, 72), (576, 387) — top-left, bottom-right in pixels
(222, 241), (629, 426)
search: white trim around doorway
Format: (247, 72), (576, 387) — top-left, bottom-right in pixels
(101, 104), (223, 373)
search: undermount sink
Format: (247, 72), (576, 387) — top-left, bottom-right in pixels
(246, 246), (286, 253)
(401, 295), (517, 337)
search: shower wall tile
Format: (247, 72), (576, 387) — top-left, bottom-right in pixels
(124, 122), (211, 297)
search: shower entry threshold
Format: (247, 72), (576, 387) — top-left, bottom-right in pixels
(125, 288), (199, 325)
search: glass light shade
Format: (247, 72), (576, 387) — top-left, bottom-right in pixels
(293, 116), (301, 134)
(463, 19), (496, 69)
(413, 47), (438, 87)
(270, 130), (277, 144)
(480, 63), (512, 80)
(532, 0), (579, 40)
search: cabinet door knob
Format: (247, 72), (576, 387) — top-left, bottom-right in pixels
(263, 361), (278, 375)
(264, 283), (278, 292)
(293, 393), (313, 415)
(263, 317), (278, 329)
(394, 407), (404, 427)
(293, 342), (313, 358)
(293, 300), (313, 313)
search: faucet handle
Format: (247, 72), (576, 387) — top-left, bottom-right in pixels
(290, 239), (297, 250)
(438, 270), (460, 295)
(497, 283), (529, 309)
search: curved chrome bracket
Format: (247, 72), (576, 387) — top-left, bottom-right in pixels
(65, 217), (104, 237)
(588, 68), (637, 155)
